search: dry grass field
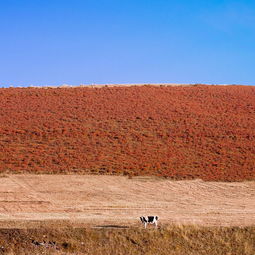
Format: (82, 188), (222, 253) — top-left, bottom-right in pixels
(0, 174), (255, 228)
(1, 225), (255, 255)
(0, 174), (255, 254)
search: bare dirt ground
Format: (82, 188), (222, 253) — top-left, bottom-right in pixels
(0, 175), (254, 228)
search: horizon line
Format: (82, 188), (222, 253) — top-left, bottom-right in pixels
(1, 83), (254, 89)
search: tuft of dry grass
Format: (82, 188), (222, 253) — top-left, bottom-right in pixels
(0, 225), (254, 255)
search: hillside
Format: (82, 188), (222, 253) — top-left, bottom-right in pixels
(0, 85), (254, 181)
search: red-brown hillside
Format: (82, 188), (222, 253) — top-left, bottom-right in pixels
(0, 85), (254, 181)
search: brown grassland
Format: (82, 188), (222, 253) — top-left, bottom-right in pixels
(0, 175), (254, 226)
(0, 225), (255, 255)
(0, 175), (254, 254)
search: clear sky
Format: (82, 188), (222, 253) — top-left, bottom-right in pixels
(0, 0), (254, 87)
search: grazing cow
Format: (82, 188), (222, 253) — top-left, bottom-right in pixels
(140, 216), (158, 229)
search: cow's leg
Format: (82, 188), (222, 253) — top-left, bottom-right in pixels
(155, 221), (158, 228)
(144, 223), (147, 229)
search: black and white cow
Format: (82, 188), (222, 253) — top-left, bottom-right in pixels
(140, 216), (158, 228)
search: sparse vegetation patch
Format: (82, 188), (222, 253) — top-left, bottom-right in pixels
(0, 225), (254, 255)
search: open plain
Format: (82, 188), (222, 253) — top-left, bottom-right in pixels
(0, 174), (255, 228)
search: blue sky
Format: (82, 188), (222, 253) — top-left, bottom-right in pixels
(0, 0), (254, 87)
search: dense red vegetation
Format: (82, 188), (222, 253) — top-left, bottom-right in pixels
(0, 85), (254, 181)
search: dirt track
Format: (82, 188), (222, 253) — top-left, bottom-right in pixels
(0, 175), (254, 228)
